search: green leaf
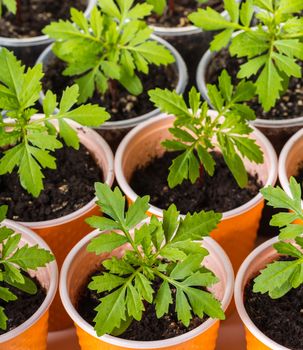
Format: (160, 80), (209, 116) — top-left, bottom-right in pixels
(87, 232), (128, 255)
(59, 85), (79, 113)
(0, 307), (7, 331)
(58, 118), (79, 149)
(173, 211), (221, 242)
(0, 206), (8, 222)
(163, 204), (180, 243)
(253, 260), (299, 298)
(94, 287), (126, 336)
(135, 273), (153, 303)
(0, 287), (17, 302)
(89, 273), (126, 293)
(86, 216), (122, 231)
(5, 275), (37, 295)
(189, 7), (237, 30)
(170, 254), (203, 279)
(175, 288), (192, 326)
(255, 59), (283, 112)
(155, 281), (173, 318)
(63, 104), (110, 127)
(103, 257), (135, 275)
(126, 284), (144, 320)
(95, 184), (126, 224)
(274, 242), (303, 258)
(7, 244), (54, 269)
(125, 196), (149, 229)
(149, 88), (192, 120)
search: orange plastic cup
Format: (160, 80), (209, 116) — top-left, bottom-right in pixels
(60, 227), (234, 350)
(235, 236), (291, 350)
(18, 122), (115, 331)
(0, 220), (58, 350)
(115, 114), (278, 273)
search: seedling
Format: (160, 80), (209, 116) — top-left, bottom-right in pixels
(189, 0), (303, 111)
(253, 177), (303, 298)
(85, 183), (224, 336)
(148, 70), (263, 189)
(0, 48), (110, 197)
(146, 0), (208, 16)
(0, 205), (54, 330)
(0, 0), (16, 17)
(43, 0), (175, 104)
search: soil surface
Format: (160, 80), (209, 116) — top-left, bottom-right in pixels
(205, 49), (303, 120)
(0, 0), (87, 38)
(42, 57), (177, 122)
(77, 270), (207, 340)
(130, 151), (262, 213)
(0, 144), (102, 222)
(137, 0), (223, 28)
(245, 263), (303, 350)
(0, 274), (46, 335)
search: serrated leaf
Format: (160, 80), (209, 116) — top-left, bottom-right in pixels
(163, 204), (179, 243)
(170, 254), (203, 279)
(95, 184), (126, 224)
(94, 287), (126, 336)
(125, 196), (149, 229)
(155, 281), (172, 318)
(87, 232), (128, 255)
(173, 211), (221, 242)
(126, 284), (144, 320)
(0, 287), (17, 302)
(135, 273), (153, 303)
(175, 288), (192, 326)
(89, 273), (126, 293)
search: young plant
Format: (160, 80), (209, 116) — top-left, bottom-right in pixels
(0, 0), (16, 16)
(253, 177), (303, 298)
(146, 0), (208, 16)
(189, 0), (303, 111)
(0, 48), (110, 197)
(0, 205), (54, 330)
(148, 70), (263, 189)
(43, 0), (175, 104)
(85, 183), (224, 336)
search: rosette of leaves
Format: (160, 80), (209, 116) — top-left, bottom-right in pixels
(0, 205), (54, 330)
(146, 0), (208, 16)
(43, 0), (175, 104)
(85, 183), (225, 336)
(189, 0), (303, 111)
(148, 70), (264, 189)
(0, 48), (110, 197)
(0, 0), (16, 16)
(253, 177), (303, 298)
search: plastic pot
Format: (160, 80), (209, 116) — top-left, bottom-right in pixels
(36, 35), (188, 151)
(196, 49), (303, 154)
(0, 220), (58, 350)
(14, 117), (115, 331)
(279, 128), (303, 200)
(60, 226), (234, 350)
(235, 236), (292, 350)
(115, 113), (278, 272)
(0, 0), (96, 67)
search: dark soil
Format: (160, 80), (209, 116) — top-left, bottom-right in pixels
(0, 274), (46, 335)
(0, 144), (102, 222)
(137, 0), (223, 28)
(77, 270), (207, 341)
(0, 0), (87, 38)
(42, 57), (177, 122)
(130, 151), (262, 213)
(205, 49), (303, 120)
(244, 261), (303, 350)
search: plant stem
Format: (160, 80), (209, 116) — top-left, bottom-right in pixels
(168, 0), (175, 14)
(108, 79), (119, 108)
(16, 0), (21, 24)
